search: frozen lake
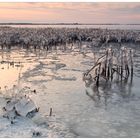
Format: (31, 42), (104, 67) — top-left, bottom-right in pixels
(0, 44), (140, 137)
(0, 24), (140, 30)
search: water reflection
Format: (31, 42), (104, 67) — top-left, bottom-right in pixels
(0, 46), (68, 90)
(85, 74), (134, 108)
(0, 47), (35, 90)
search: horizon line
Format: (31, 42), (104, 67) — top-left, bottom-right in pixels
(0, 23), (140, 25)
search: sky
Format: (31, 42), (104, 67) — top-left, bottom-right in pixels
(0, 3), (140, 24)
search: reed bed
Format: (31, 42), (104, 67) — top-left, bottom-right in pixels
(0, 27), (140, 51)
(83, 47), (134, 87)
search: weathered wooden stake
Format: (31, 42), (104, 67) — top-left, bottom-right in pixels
(49, 108), (53, 116)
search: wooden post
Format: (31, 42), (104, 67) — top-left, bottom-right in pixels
(49, 108), (53, 116)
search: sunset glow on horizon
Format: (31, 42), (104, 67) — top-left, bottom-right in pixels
(0, 3), (140, 24)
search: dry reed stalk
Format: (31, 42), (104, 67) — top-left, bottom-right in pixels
(104, 50), (108, 77)
(86, 55), (105, 76)
(96, 63), (101, 87)
(120, 49), (124, 81)
(83, 47), (134, 88)
(130, 49), (133, 79)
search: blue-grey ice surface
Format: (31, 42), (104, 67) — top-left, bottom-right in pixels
(0, 44), (140, 137)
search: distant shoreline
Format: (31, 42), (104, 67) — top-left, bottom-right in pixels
(0, 23), (140, 25)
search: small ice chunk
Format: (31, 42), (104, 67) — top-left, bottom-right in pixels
(55, 76), (77, 81)
(15, 97), (37, 117)
(55, 63), (66, 70)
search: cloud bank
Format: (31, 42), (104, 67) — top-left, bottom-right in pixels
(0, 3), (140, 23)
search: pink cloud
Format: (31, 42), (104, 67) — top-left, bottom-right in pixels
(0, 3), (139, 23)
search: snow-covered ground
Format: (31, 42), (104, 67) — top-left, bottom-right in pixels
(0, 44), (140, 137)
